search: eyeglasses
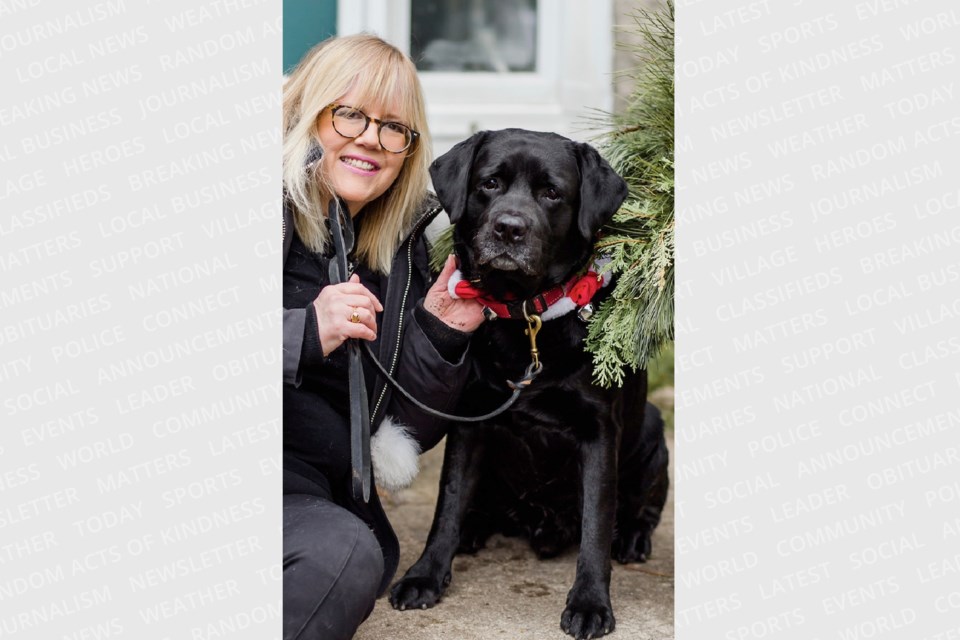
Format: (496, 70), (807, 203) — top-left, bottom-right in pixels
(327, 104), (419, 154)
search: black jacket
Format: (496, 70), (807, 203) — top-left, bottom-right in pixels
(282, 193), (471, 595)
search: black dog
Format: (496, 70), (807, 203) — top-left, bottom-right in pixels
(389, 129), (669, 640)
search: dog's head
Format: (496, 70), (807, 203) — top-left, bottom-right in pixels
(430, 129), (627, 301)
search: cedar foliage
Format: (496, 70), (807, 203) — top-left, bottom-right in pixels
(586, 0), (674, 387)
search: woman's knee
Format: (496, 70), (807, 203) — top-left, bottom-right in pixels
(285, 499), (383, 588)
(334, 522), (384, 606)
(283, 496), (384, 639)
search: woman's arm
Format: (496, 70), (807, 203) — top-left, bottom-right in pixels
(284, 276), (382, 386)
(384, 306), (472, 450)
(382, 255), (485, 449)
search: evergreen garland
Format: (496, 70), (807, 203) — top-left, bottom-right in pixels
(429, 1), (674, 388)
(586, 0), (674, 387)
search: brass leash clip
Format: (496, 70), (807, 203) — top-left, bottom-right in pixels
(522, 303), (542, 369)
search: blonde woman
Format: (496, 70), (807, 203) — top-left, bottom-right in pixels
(282, 35), (484, 640)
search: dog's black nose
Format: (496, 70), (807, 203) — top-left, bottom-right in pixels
(492, 213), (527, 244)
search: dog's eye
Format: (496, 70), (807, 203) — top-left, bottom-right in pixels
(543, 187), (561, 201)
(479, 178), (499, 191)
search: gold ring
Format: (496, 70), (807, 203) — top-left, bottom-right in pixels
(349, 309), (361, 323)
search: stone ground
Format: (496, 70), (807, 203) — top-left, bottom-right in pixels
(356, 396), (675, 640)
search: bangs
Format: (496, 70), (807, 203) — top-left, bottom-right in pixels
(349, 57), (420, 128)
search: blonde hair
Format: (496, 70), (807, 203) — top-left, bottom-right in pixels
(283, 34), (432, 274)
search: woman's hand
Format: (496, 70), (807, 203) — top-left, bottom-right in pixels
(423, 255), (485, 333)
(313, 274), (383, 356)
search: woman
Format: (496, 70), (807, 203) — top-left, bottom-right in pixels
(282, 35), (484, 640)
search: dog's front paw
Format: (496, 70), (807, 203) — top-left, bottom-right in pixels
(612, 524), (653, 564)
(560, 591), (615, 639)
(389, 573), (449, 611)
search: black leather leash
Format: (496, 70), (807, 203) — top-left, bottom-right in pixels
(360, 341), (542, 423)
(327, 199), (372, 503)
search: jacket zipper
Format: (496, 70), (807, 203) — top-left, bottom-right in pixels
(371, 205), (441, 421)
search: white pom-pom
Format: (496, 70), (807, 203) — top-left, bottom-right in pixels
(371, 416), (421, 491)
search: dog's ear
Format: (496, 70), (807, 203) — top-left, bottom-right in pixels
(429, 131), (488, 224)
(574, 142), (628, 240)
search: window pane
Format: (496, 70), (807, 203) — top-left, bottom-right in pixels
(411, 0), (537, 72)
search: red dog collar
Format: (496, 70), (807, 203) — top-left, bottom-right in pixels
(448, 257), (611, 321)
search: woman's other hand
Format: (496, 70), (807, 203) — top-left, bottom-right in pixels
(313, 274), (383, 356)
(423, 255), (485, 333)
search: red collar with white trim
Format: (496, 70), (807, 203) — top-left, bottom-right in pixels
(448, 257), (611, 321)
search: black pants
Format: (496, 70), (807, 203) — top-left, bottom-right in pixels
(283, 493), (384, 640)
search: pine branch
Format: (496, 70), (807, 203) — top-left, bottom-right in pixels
(586, 0), (675, 388)
(430, 224), (455, 273)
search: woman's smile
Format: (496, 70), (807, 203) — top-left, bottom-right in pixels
(340, 154), (381, 174)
